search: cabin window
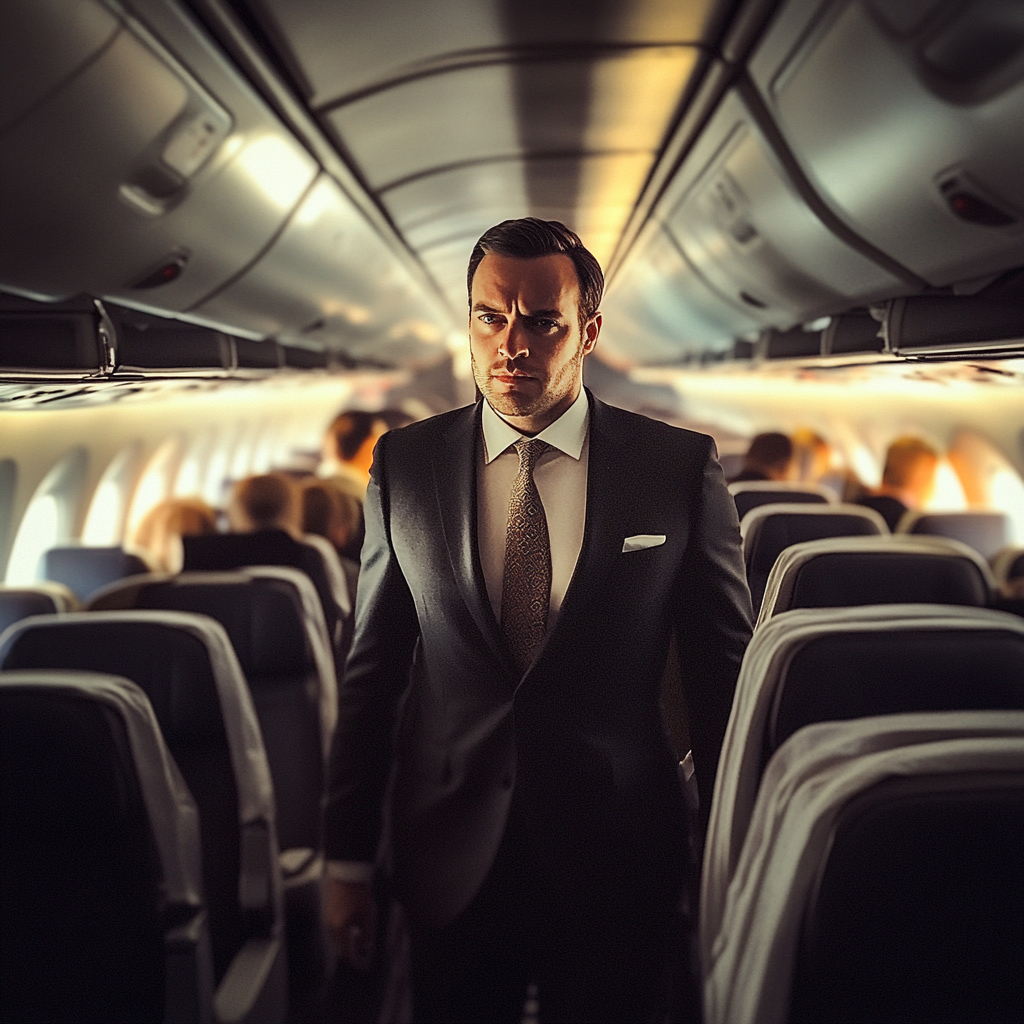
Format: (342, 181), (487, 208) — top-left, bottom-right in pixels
(949, 431), (1024, 543)
(81, 443), (142, 546)
(4, 448), (88, 586)
(0, 459), (16, 577)
(125, 438), (182, 537)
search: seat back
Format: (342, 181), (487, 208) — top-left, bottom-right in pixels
(758, 535), (994, 623)
(703, 713), (1024, 1024)
(790, 769), (1024, 1023)
(729, 482), (831, 520)
(42, 546), (156, 602)
(182, 530), (350, 664)
(992, 545), (1024, 585)
(0, 669), (210, 1024)
(0, 582), (78, 635)
(741, 504), (887, 613)
(701, 605), (1024, 970)
(91, 568), (337, 855)
(0, 612), (279, 986)
(898, 509), (1011, 560)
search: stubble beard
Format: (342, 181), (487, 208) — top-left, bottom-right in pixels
(471, 339), (586, 419)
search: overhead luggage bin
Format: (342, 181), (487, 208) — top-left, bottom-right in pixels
(0, 0), (317, 317)
(652, 89), (912, 331)
(192, 175), (451, 364)
(748, 0), (1024, 288)
(602, 226), (761, 364)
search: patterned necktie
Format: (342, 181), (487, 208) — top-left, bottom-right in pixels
(501, 438), (552, 674)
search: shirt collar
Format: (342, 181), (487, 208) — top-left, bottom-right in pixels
(481, 386), (589, 464)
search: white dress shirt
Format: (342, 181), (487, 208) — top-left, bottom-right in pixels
(327, 389), (590, 884)
(478, 387), (590, 635)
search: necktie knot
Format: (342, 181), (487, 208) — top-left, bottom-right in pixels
(514, 438), (548, 473)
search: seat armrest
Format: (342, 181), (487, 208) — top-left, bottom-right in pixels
(164, 907), (216, 1024)
(213, 938), (287, 1024)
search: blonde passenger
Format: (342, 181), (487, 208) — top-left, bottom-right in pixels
(856, 436), (939, 530)
(228, 473), (302, 537)
(791, 429), (832, 484)
(131, 497), (217, 572)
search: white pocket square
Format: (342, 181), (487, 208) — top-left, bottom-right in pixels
(622, 534), (666, 553)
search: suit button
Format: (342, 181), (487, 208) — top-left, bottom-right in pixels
(502, 775), (513, 789)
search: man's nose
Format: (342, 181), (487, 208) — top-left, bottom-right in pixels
(500, 317), (530, 360)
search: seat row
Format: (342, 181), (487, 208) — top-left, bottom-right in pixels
(0, 564), (342, 1023)
(700, 601), (1024, 1022)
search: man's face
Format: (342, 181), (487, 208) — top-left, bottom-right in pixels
(470, 253), (600, 433)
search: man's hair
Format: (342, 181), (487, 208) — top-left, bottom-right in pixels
(467, 218), (604, 330)
(882, 436), (938, 488)
(745, 432), (793, 473)
(228, 473), (299, 532)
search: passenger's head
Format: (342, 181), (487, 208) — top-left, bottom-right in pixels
(301, 478), (361, 551)
(743, 432), (794, 481)
(791, 429), (832, 484)
(228, 473), (300, 535)
(880, 437), (939, 508)
(321, 410), (387, 482)
(131, 497), (217, 572)
(467, 218), (603, 431)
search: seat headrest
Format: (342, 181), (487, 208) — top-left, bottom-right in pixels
(743, 505), (888, 575)
(42, 547), (156, 601)
(991, 546), (1024, 584)
(729, 483), (831, 520)
(182, 530), (302, 572)
(0, 614), (226, 743)
(898, 510), (1011, 560)
(0, 684), (147, 839)
(769, 618), (1024, 756)
(0, 584), (77, 635)
(759, 536), (994, 622)
(130, 574), (312, 677)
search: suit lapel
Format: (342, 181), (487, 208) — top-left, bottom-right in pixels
(434, 403), (511, 672)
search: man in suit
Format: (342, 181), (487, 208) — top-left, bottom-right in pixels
(324, 218), (752, 1022)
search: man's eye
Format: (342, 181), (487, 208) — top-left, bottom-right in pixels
(479, 313), (504, 325)
(530, 319), (558, 331)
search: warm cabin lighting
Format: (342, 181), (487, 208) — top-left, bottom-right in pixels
(990, 468), (1024, 544)
(5, 494), (59, 586)
(925, 459), (969, 511)
(238, 135), (315, 212)
(126, 440), (181, 535)
(81, 481), (123, 546)
(295, 177), (341, 226)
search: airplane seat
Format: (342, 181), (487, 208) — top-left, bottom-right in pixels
(701, 604), (1024, 973)
(991, 545), (1024, 585)
(897, 509), (1011, 561)
(0, 669), (213, 1024)
(757, 535), (995, 624)
(741, 504), (888, 614)
(0, 612), (287, 1024)
(42, 545), (159, 603)
(704, 712), (1024, 1024)
(88, 568), (337, 997)
(0, 582), (79, 634)
(182, 530), (352, 668)
(728, 481), (832, 520)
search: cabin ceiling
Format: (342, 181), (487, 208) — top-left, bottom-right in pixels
(226, 0), (714, 314)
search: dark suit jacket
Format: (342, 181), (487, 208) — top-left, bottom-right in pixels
(325, 392), (752, 929)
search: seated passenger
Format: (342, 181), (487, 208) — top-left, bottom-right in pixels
(319, 410), (387, 499)
(730, 432), (794, 483)
(791, 428), (838, 492)
(228, 473), (301, 536)
(131, 497), (217, 572)
(856, 436), (938, 531)
(300, 478), (361, 600)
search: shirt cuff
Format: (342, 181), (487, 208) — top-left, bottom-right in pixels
(325, 859), (375, 883)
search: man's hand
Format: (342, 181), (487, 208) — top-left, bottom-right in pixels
(324, 879), (378, 971)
